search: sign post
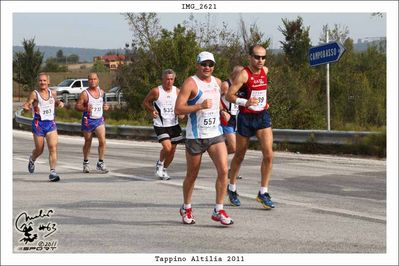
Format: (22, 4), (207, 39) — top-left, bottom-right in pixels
(309, 40), (346, 67)
(309, 39), (345, 131)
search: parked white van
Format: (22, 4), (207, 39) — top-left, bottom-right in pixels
(50, 78), (88, 97)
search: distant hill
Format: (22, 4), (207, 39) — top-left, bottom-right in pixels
(12, 45), (125, 63)
(13, 40), (385, 63)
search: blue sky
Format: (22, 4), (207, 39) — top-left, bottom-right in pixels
(13, 12), (386, 50)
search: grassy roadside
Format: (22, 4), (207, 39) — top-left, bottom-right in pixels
(18, 107), (386, 158)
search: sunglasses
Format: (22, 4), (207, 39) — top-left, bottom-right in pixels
(200, 62), (215, 67)
(252, 55), (266, 60)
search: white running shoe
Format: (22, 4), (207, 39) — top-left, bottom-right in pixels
(83, 162), (90, 173)
(179, 205), (195, 224)
(155, 160), (164, 179)
(162, 168), (171, 180)
(28, 156), (35, 174)
(211, 209), (234, 225)
(96, 161), (109, 174)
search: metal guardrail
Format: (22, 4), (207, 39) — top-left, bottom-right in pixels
(14, 110), (382, 145)
(57, 93), (125, 104)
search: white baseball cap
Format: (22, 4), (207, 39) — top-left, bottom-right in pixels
(196, 51), (215, 64)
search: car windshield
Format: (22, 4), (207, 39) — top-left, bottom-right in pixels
(110, 87), (120, 93)
(57, 79), (74, 87)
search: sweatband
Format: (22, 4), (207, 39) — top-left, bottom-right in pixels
(235, 98), (248, 107)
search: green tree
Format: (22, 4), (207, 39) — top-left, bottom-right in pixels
(91, 60), (108, 73)
(67, 54), (79, 64)
(56, 49), (66, 64)
(319, 24), (349, 44)
(42, 58), (68, 72)
(238, 16), (271, 53)
(120, 12), (256, 111)
(124, 13), (161, 49)
(278, 16), (311, 67)
(117, 20), (201, 111)
(331, 39), (385, 130)
(13, 38), (44, 91)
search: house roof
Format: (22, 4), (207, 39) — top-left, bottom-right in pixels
(99, 55), (126, 61)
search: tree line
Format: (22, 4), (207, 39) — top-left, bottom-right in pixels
(117, 13), (386, 131)
(13, 41), (80, 88)
(13, 13), (386, 132)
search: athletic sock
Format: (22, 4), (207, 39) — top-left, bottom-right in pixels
(183, 203), (191, 209)
(260, 187), (268, 194)
(228, 183), (236, 192)
(215, 204), (223, 212)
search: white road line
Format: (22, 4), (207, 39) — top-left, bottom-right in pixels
(13, 131), (386, 222)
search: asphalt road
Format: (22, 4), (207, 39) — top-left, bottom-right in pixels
(11, 129), (386, 257)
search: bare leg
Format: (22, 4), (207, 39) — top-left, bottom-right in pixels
(229, 134), (249, 185)
(31, 134), (45, 160)
(83, 131), (93, 161)
(45, 131), (58, 170)
(224, 133), (236, 154)
(256, 127), (273, 187)
(159, 139), (176, 168)
(95, 125), (106, 161)
(207, 142), (229, 204)
(183, 151), (202, 204)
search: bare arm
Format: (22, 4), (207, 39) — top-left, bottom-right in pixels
(225, 70), (246, 103)
(215, 77), (224, 112)
(174, 77), (211, 115)
(226, 69), (258, 107)
(101, 89), (109, 111)
(220, 80), (229, 96)
(142, 87), (159, 118)
(175, 88), (185, 120)
(51, 91), (64, 108)
(75, 91), (89, 112)
(22, 91), (37, 111)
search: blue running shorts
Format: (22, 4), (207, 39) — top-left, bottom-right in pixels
(81, 116), (104, 132)
(237, 110), (271, 137)
(32, 119), (57, 137)
(222, 115), (237, 134)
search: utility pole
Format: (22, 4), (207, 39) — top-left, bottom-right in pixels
(326, 31), (331, 131)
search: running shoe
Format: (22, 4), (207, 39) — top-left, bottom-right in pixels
(227, 186), (241, 206)
(211, 209), (234, 225)
(162, 168), (171, 180)
(28, 156), (35, 174)
(179, 205), (195, 224)
(96, 161), (109, 174)
(83, 162), (90, 173)
(256, 192), (275, 209)
(48, 172), (60, 182)
(155, 160), (164, 179)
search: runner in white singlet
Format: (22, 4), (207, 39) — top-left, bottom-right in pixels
(175, 51), (233, 226)
(143, 69), (184, 180)
(22, 73), (64, 182)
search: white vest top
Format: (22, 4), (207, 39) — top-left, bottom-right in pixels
(185, 75), (223, 139)
(153, 86), (179, 127)
(34, 89), (55, 121)
(85, 88), (104, 119)
(221, 80), (239, 115)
